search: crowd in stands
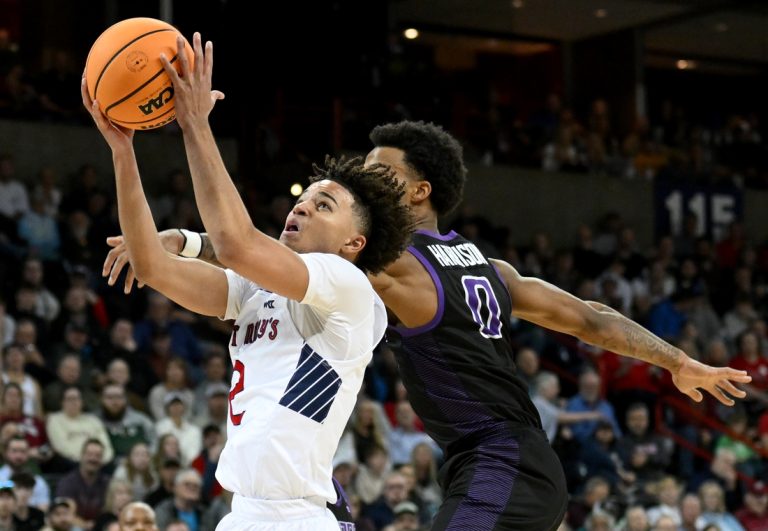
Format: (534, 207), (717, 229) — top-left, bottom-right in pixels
(2, 136), (768, 530)
(3, 25), (768, 531)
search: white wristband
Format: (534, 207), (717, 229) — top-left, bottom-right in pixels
(179, 229), (202, 258)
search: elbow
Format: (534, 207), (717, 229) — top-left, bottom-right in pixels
(130, 252), (161, 285)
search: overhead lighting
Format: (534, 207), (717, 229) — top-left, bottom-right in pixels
(403, 28), (419, 40)
(676, 59), (697, 70)
(290, 183), (303, 197)
(714, 22), (729, 32)
(594, 8), (607, 18)
(511, 0), (524, 8)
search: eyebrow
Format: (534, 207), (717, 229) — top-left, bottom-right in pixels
(316, 191), (339, 206)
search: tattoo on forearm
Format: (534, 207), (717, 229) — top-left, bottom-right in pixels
(601, 313), (683, 372)
(199, 233), (223, 266)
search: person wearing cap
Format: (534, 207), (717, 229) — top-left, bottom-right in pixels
(191, 383), (228, 437)
(383, 501), (419, 531)
(42, 497), (81, 531)
(0, 480), (17, 530)
(11, 472), (46, 531)
(155, 393), (201, 467)
(735, 480), (768, 530)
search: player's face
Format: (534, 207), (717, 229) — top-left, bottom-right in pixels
(364, 147), (417, 206)
(280, 180), (363, 256)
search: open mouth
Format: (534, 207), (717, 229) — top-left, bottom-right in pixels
(286, 224), (299, 232)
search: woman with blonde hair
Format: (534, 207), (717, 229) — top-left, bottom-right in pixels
(112, 442), (157, 500)
(698, 481), (744, 531)
(152, 433), (183, 472)
(93, 478), (133, 531)
(352, 399), (390, 463)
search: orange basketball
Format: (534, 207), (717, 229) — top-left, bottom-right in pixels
(85, 17), (193, 130)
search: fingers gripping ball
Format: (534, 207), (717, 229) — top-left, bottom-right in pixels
(85, 17), (193, 130)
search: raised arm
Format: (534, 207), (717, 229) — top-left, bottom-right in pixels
(159, 33), (309, 301)
(490, 258), (751, 405)
(81, 78), (227, 317)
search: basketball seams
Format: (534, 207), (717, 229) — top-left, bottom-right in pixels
(104, 54), (180, 117)
(93, 28), (176, 100)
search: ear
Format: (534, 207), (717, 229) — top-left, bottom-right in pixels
(343, 234), (367, 255)
(410, 180), (432, 205)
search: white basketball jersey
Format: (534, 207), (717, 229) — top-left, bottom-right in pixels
(215, 253), (386, 503)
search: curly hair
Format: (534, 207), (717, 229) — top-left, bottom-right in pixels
(309, 156), (413, 274)
(369, 121), (467, 216)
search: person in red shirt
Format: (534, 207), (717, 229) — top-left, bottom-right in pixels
(735, 480), (768, 531)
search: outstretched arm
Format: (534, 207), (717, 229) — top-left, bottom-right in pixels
(82, 78), (227, 317)
(491, 259), (751, 405)
(159, 32), (309, 301)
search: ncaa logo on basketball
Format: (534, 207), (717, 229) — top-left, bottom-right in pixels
(126, 51), (148, 72)
(138, 86), (174, 116)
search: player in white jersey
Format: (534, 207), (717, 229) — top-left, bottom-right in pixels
(81, 31), (412, 530)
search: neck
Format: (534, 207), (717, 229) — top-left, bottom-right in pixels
(171, 416), (183, 427)
(15, 504), (28, 518)
(412, 210), (439, 232)
(81, 468), (97, 481)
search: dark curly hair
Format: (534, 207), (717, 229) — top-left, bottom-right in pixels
(369, 121), (467, 216)
(309, 156), (413, 274)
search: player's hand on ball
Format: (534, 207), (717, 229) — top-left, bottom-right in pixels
(81, 76), (134, 151)
(160, 32), (225, 130)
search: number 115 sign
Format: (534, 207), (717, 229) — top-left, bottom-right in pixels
(654, 182), (743, 241)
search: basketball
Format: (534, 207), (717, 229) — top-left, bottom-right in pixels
(84, 17), (193, 130)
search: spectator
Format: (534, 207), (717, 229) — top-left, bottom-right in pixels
(0, 298), (15, 347)
(191, 383), (228, 437)
(388, 401), (437, 467)
(134, 293), (201, 366)
(43, 354), (99, 414)
(112, 442), (157, 501)
(152, 434), (184, 474)
(382, 500), (420, 531)
(155, 394), (201, 467)
(580, 419), (631, 490)
(11, 471), (46, 531)
(18, 257), (59, 323)
(566, 476), (611, 529)
(2, 344), (43, 417)
(616, 403), (673, 487)
(0, 482), (17, 531)
(154, 469), (204, 531)
(41, 497), (82, 531)
(31, 166), (61, 218)
(200, 491), (231, 531)
(191, 352), (228, 418)
(55, 439), (111, 528)
(646, 476), (682, 526)
(618, 505), (649, 531)
(148, 358), (194, 421)
(355, 445), (390, 505)
(46, 386), (114, 465)
(699, 480), (745, 531)
(680, 492), (706, 531)
(18, 194), (60, 259)
(531, 371), (603, 444)
(362, 471), (409, 531)
(190, 425), (223, 504)
(409, 442), (441, 521)
(0, 154), (29, 229)
(144, 457), (181, 508)
(352, 399), (390, 464)
(0, 382), (49, 459)
(735, 480), (768, 530)
(688, 448), (742, 512)
(103, 357), (147, 413)
(92, 479), (132, 531)
(0, 435), (50, 510)
(565, 368), (621, 443)
(99, 383), (155, 458)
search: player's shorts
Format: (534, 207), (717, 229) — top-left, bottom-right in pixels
(431, 423), (568, 531)
(215, 494), (340, 531)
